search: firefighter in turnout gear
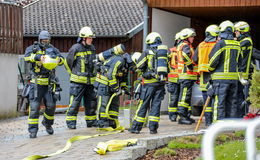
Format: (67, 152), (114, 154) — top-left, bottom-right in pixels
(177, 28), (198, 125)
(167, 32), (181, 122)
(24, 30), (64, 138)
(95, 44), (129, 129)
(64, 26), (98, 129)
(209, 20), (241, 121)
(235, 21), (253, 117)
(128, 32), (167, 134)
(193, 24), (219, 126)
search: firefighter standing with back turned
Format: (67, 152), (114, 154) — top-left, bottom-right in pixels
(64, 26), (98, 129)
(128, 32), (168, 134)
(193, 25), (219, 126)
(177, 28), (198, 125)
(95, 44), (130, 129)
(24, 30), (64, 138)
(208, 20), (241, 121)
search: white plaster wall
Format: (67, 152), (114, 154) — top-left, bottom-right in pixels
(151, 8), (191, 112)
(152, 8), (191, 47)
(0, 53), (19, 118)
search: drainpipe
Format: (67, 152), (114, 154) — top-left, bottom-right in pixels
(142, 0), (148, 51)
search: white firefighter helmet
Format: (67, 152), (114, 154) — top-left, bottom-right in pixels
(145, 32), (162, 44)
(205, 25), (220, 37)
(131, 52), (142, 64)
(219, 20), (234, 32)
(42, 55), (59, 70)
(179, 28), (196, 40)
(79, 26), (95, 38)
(175, 32), (181, 40)
(234, 21), (250, 33)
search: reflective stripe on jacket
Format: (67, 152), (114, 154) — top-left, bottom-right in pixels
(209, 39), (241, 81)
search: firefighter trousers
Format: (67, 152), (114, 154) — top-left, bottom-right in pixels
(131, 84), (165, 132)
(211, 81), (238, 121)
(96, 83), (120, 128)
(202, 91), (212, 125)
(66, 82), (97, 126)
(28, 84), (56, 133)
(177, 80), (194, 118)
(237, 82), (251, 117)
(167, 82), (179, 118)
(97, 94), (120, 128)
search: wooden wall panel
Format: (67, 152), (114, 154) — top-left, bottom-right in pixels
(0, 3), (23, 54)
(23, 31), (143, 54)
(147, 0), (260, 7)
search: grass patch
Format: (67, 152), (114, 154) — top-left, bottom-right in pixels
(215, 140), (247, 160)
(216, 134), (231, 143)
(168, 136), (202, 149)
(153, 147), (176, 158)
(234, 131), (245, 138)
(215, 138), (260, 160)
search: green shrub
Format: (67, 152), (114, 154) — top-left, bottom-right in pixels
(248, 68), (260, 108)
(153, 147), (176, 158)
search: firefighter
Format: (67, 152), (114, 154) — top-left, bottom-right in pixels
(167, 32), (181, 122)
(234, 21), (253, 117)
(64, 26), (97, 129)
(95, 45), (129, 129)
(193, 25), (219, 126)
(128, 32), (167, 134)
(208, 20), (241, 121)
(177, 28), (198, 125)
(24, 30), (64, 138)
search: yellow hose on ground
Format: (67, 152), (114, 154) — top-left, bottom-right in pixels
(94, 139), (138, 155)
(23, 130), (123, 160)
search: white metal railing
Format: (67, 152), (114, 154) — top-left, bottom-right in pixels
(202, 117), (260, 160)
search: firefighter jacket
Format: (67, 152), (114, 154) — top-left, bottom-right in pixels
(135, 49), (164, 85)
(193, 40), (217, 90)
(208, 37), (241, 81)
(238, 36), (253, 80)
(65, 43), (96, 85)
(95, 55), (127, 91)
(24, 42), (64, 85)
(177, 41), (198, 81)
(168, 47), (179, 83)
(194, 41), (217, 72)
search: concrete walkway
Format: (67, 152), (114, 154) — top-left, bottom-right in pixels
(0, 112), (205, 160)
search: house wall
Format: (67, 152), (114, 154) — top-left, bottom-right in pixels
(151, 8), (191, 47)
(0, 53), (19, 118)
(151, 8), (191, 112)
(0, 3), (23, 54)
(147, 0), (260, 7)
(23, 31), (143, 53)
(0, 3), (23, 118)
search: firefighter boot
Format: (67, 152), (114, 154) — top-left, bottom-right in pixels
(178, 116), (192, 125)
(205, 112), (213, 127)
(128, 121), (142, 134)
(98, 119), (110, 128)
(169, 113), (178, 122)
(187, 110), (195, 123)
(42, 121), (54, 135)
(29, 132), (37, 138)
(109, 119), (117, 129)
(86, 120), (98, 128)
(67, 124), (76, 129)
